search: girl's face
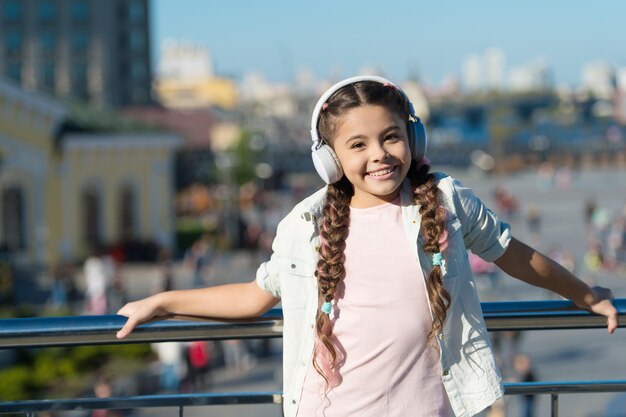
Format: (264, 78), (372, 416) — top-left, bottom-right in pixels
(330, 105), (412, 208)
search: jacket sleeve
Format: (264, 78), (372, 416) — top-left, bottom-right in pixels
(255, 216), (290, 299)
(255, 258), (281, 299)
(451, 177), (512, 262)
(255, 229), (285, 299)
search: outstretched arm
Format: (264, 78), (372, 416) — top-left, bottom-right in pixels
(116, 280), (279, 339)
(494, 237), (618, 334)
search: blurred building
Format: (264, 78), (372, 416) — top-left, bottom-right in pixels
(121, 106), (221, 189)
(154, 40), (238, 110)
(581, 62), (615, 100)
(508, 58), (553, 92)
(0, 80), (180, 266)
(462, 54), (482, 91)
(0, 0), (152, 108)
(147, 40), (241, 189)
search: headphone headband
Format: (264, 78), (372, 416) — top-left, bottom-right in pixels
(309, 75), (426, 184)
(310, 75), (417, 146)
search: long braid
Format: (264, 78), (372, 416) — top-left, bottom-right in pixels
(311, 80), (444, 387)
(313, 177), (352, 387)
(409, 159), (451, 341)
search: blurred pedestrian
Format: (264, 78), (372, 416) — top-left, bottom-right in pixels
(186, 340), (213, 390)
(157, 248), (175, 292)
(49, 262), (76, 312)
(184, 236), (213, 288)
(222, 339), (256, 373)
(513, 354), (537, 417)
(468, 251), (499, 289)
(107, 270), (127, 315)
(84, 248), (115, 315)
(91, 375), (122, 417)
(152, 342), (186, 392)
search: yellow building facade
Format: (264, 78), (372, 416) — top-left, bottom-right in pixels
(155, 77), (238, 110)
(0, 81), (181, 266)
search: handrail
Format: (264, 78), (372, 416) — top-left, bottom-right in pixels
(0, 299), (624, 348)
(504, 380), (626, 395)
(0, 392), (284, 413)
(4, 381), (626, 413)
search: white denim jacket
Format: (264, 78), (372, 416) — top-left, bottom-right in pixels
(256, 173), (512, 417)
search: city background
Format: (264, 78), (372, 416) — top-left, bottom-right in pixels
(0, 1), (625, 416)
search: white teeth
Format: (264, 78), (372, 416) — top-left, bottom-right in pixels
(368, 167), (393, 177)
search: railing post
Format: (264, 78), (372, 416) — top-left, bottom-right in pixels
(179, 405), (184, 417)
(551, 393), (559, 417)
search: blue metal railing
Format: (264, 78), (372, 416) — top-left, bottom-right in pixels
(0, 299), (625, 416)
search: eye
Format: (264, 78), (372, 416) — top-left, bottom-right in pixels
(350, 142), (365, 149)
(385, 133), (402, 142)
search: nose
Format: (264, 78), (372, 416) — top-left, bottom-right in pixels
(371, 142), (389, 162)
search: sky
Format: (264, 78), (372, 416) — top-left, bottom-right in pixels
(152, 0), (626, 87)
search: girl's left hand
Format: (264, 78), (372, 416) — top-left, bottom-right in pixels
(575, 286), (619, 334)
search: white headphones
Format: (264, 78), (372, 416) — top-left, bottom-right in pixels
(310, 75), (427, 184)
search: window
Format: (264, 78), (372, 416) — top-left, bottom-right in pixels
(38, 0), (56, 23)
(41, 61), (56, 90)
(128, 0), (144, 22)
(72, 29), (88, 51)
(2, 186), (26, 251)
(40, 30), (56, 55)
(119, 184), (137, 241)
(82, 186), (101, 249)
(131, 60), (146, 80)
(73, 61), (87, 82)
(3, 0), (22, 22)
(130, 30), (145, 52)
(4, 29), (22, 55)
(72, 61), (88, 99)
(6, 62), (22, 83)
(70, 0), (89, 22)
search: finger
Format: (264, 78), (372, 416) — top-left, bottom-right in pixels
(607, 313), (619, 334)
(116, 318), (137, 339)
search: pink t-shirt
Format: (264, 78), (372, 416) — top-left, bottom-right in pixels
(297, 199), (449, 417)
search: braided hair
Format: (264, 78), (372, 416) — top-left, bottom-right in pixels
(313, 81), (449, 388)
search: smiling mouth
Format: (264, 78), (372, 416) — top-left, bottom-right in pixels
(366, 166), (395, 177)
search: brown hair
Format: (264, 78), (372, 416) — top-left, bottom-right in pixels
(313, 81), (450, 388)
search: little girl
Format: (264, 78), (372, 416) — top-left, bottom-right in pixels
(116, 75), (618, 417)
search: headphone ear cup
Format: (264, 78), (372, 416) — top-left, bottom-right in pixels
(311, 144), (343, 184)
(409, 120), (427, 161)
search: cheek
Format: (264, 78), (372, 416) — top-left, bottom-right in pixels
(395, 141), (412, 164)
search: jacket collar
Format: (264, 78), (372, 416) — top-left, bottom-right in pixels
(300, 179), (419, 221)
(298, 186), (327, 222)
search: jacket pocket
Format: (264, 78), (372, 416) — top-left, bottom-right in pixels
(277, 256), (314, 310)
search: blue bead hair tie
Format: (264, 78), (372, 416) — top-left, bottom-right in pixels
(432, 252), (444, 266)
(321, 301), (332, 314)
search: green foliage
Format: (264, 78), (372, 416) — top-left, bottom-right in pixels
(0, 344), (152, 401)
(232, 131), (260, 186)
(66, 100), (157, 133)
(0, 366), (34, 401)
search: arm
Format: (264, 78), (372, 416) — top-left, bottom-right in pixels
(494, 237), (618, 333)
(116, 280), (279, 339)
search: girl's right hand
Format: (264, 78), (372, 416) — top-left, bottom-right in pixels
(116, 294), (170, 339)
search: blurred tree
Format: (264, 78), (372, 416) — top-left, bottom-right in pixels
(488, 105), (519, 171)
(231, 131), (260, 186)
